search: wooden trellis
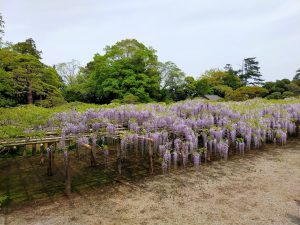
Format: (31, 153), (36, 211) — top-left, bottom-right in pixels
(1, 121), (299, 197)
(0, 129), (156, 197)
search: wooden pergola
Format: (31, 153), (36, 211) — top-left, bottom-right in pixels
(0, 129), (155, 197)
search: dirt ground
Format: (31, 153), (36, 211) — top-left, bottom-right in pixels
(1, 139), (300, 225)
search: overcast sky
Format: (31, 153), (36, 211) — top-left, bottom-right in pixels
(1, 0), (300, 80)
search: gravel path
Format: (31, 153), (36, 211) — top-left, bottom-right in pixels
(1, 139), (300, 225)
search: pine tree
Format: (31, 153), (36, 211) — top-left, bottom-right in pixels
(0, 13), (4, 41)
(293, 68), (300, 81)
(240, 57), (264, 86)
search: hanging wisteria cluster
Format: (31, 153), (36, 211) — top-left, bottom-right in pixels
(48, 99), (300, 171)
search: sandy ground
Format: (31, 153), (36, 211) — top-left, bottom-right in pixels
(1, 140), (300, 225)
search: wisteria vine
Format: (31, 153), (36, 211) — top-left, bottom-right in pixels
(46, 99), (300, 172)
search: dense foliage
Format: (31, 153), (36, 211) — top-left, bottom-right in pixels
(240, 57), (264, 86)
(0, 102), (105, 139)
(0, 13), (300, 107)
(0, 42), (64, 107)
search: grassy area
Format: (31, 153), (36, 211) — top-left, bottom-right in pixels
(0, 102), (108, 139)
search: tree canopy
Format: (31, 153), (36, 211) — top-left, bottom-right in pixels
(75, 39), (161, 104)
(0, 17), (299, 108)
(159, 61), (186, 101)
(293, 68), (300, 86)
(13, 38), (42, 59)
(240, 57), (264, 86)
(0, 48), (64, 107)
(262, 79), (300, 99)
(55, 59), (81, 85)
(0, 13), (4, 41)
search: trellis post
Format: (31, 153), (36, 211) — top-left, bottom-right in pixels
(64, 150), (71, 197)
(117, 141), (122, 174)
(47, 144), (54, 176)
(149, 140), (154, 174)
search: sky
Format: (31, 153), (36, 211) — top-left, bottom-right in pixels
(1, 0), (300, 81)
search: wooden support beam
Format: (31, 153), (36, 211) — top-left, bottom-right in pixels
(0, 129), (125, 147)
(32, 144), (36, 155)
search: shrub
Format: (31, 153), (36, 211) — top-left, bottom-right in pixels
(0, 95), (16, 107)
(213, 85), (233, 98)
(236, 86), (268, 98)
(0, 195), (9, 207)
(282, 91), (294, 99)
(266, 92), (282, 99)
(226, 86), (268, 101)
(122, 94), (140, 104)
(226, 90), (247, 101)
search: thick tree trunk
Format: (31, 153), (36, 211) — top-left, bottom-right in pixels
(27, 80), (33, 104)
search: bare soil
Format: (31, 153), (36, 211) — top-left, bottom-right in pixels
(1, 139), (300, 225)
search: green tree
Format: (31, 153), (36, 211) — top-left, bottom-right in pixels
(0, 13), (4, 41)
(195, 79), (213, 96)
(85, 39), (161, 103)
(200, 68), (242, 90)
(223, 64), (242, 89)
(240, 57), (264, 86)
(285, 83), (300, 96)
(0, 48), (64, 106)
(55, 59), (81, 85)
(263, 79), (300, 98)
(294, 68), (300, 79)
(13, 38), (42, 59)
(200, 69), (226, 86)
(159, 61), (185, 101)
(0, 68), (16, 106)
(183, 76), (197, 98)
(63, 72), (91, 102)
(293, 68), (300, 86)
